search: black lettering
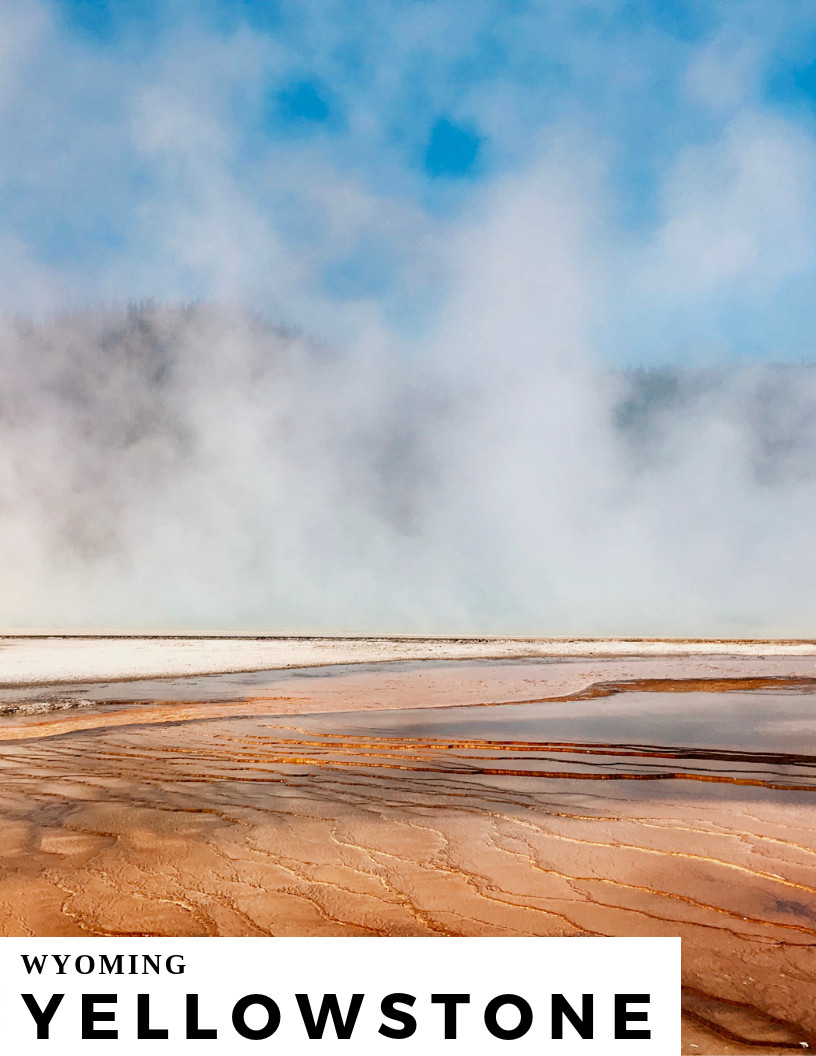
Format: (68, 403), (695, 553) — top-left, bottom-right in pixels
(484, 995), (533, 1040)
(232, 995), (280, 1041)
(138, 994), (169, 1040)
(21, 955), (47, 975)
(552, 994), (593, 1039)
(100, 955), (123, 975)
(431, 994), (470, 1039)
(76, 955), (95, 975)
(296, 994), (364, 1040)
(186, 994), (217, 1039)
(21, 994), (64, 1039)
(142, 955), (161, 975)
(166, 956), (185, 975)
(615, 994), (650, 1040)
(53, 954), (69, 975)
(82, 994), (117, 1040)
(379, 993), (416, 1039)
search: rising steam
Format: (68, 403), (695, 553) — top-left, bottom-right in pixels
(1, 300), (814, 636)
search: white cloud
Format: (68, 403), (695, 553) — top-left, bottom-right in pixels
(684, 34), (764, 114)
(639, 113), (816, 297)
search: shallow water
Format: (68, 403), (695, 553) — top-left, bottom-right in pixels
(287, 690), (816, 793)
(328, 689), (816, 751)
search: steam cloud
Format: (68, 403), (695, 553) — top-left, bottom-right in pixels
(1, 299), (814, 636)
(2, 2), (816, 635)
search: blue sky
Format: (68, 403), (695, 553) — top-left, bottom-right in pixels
(3, 0), (816, 362)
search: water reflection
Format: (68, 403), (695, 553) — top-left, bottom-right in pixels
(258, 690), (816, 793)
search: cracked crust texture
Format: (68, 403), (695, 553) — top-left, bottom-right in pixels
(0, 650), (815, 1055)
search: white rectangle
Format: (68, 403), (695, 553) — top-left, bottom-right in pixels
(1, 937), (680, 1053)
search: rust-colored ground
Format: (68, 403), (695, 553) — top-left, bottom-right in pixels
(1, 658), (815, 1055)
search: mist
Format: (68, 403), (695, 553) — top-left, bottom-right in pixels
(2, 293), (815, 636)
(2, 1), (816, 635)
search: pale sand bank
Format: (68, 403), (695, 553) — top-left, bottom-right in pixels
(2, 634), (816, 687)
